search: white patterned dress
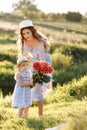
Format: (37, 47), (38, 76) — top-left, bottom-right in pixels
(24, 42), (53, 101)
(12, 70), (32, 108)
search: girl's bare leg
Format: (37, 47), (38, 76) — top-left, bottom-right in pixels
(18, 108), (24, 118)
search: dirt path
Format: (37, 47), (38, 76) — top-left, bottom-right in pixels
(45, 123), (67, 130)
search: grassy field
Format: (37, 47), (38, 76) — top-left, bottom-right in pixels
(0, 90), (87, 130)
(0, 93), (87, 130)
(0, 19), (87, 130)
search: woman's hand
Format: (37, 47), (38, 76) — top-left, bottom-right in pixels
(34, 82), (38, 87)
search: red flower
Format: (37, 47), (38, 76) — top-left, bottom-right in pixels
(33, 61), (41, 71)
(33, 60), (53, 74)
(32, 60), (54, 85)
(40, 61), (49, 74)
(48, 65), (54, 73)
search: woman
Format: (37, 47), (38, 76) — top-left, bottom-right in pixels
(17, 19), (52, 118)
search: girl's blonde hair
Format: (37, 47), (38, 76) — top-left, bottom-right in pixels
(17, 27), (50, 56)
(15, 55), (33, 72)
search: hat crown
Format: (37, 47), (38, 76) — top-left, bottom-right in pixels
(17, 56), (28, 65)
(19, 20), (33, 29)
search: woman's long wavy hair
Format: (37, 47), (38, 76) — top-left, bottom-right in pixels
(17, 26), (50, 56)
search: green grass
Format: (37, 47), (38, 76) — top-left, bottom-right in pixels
(0, 95), (87, 130)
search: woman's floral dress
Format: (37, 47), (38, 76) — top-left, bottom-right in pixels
(24, 42), (52, 101)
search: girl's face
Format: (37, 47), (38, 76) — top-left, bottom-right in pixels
(22, 29), (33, 41)
(19, 62), (29, 73)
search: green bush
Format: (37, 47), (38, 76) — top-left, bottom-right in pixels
(65, 116), (87, 130)
(0, 69), (15, 96)
(51, 52), (73, 70)
(61, 45), (87, 63)
(53, 62), (87, 86)
(68, 76), (87, 100)
(0, 60), (15, 96)
(0, 42), (17, 96)
(50, 41), (87, 63)
(45, 75), (87, 104)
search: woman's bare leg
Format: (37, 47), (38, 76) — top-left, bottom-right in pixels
(23, 106), (29, 117)
(37, 101), (43, 117)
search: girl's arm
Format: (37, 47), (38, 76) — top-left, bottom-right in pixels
(16, 74), (32, 87)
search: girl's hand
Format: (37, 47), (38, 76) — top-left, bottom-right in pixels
(29, 78), (33, 88)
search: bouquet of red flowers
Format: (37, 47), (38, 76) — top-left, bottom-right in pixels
(32, 60), (54, 85)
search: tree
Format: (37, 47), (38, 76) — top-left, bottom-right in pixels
(12, 0), (35, 11)
(65, 12), (83, 22)
(12, 0), (40, 19)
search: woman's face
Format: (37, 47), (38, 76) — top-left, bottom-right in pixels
(22, 28), (33, 41)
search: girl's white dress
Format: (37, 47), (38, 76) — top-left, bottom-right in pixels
(12, 70), (32, 108)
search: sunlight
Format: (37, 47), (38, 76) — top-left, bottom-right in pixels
(0, 0), (87, 15)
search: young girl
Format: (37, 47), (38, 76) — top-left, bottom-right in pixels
(12, 56), (33, 118)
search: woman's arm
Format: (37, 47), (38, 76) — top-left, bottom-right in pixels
(16, 74), (32, 87)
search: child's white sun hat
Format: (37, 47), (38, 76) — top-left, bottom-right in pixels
(17, 56), (28, 65)
(17, 56), (32, 66)
(19, 20), (33, 29)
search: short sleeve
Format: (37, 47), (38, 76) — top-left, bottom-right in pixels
(46, 53), (52, 65)
(14, 72), (20, 81)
